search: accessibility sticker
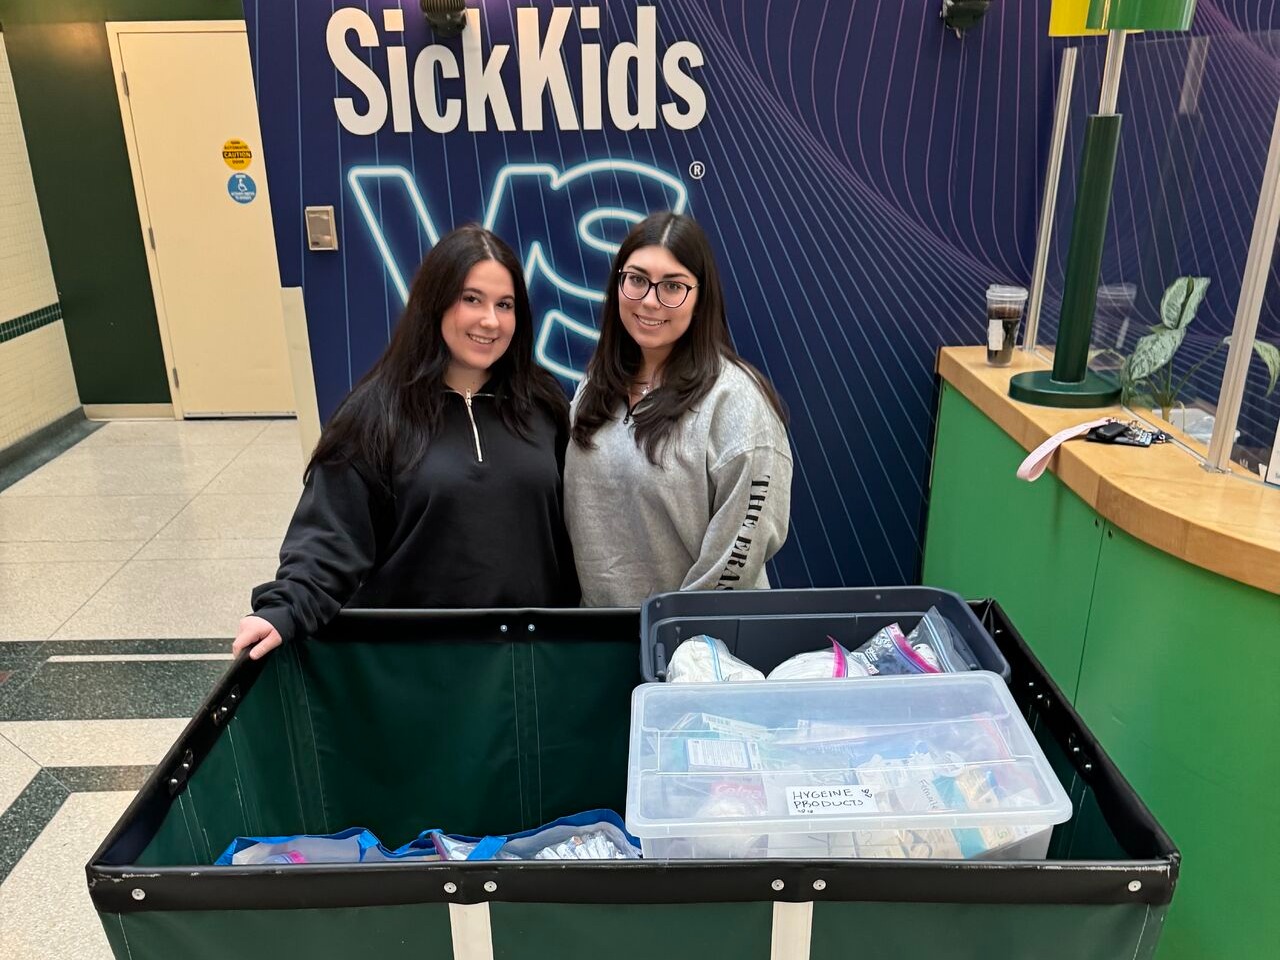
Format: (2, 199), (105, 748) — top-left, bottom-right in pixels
(227, 173), (257, 204)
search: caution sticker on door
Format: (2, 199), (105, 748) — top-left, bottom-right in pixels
(227, 173), (257, 204)
(222, 138), (253, 170)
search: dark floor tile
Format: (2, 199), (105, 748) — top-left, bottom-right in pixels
(0, 648), (48, 710)
(0, 660), (228, 722)
(0, 414), (102, 494)
(0, 638), (230, 659)
(0, 770), (69, 884)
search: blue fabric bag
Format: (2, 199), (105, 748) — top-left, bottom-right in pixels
(215, 827), (440, 866)
(214, 809), (639, 865)
(417, 808), (640, 861)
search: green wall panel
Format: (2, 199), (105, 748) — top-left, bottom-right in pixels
(0, 1), (244, 404)
(923, 383), (1105, 698)
(927, 381), (1280, 959)
(1077, 525), (1280, 960)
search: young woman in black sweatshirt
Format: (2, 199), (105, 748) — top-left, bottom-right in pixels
(232, 225), (577, 660)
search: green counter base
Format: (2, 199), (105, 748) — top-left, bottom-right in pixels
(1008, 369), (1121, 408)
(925, 382), (1280, 960)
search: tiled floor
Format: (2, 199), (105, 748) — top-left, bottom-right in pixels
(0, 417), (300, 959)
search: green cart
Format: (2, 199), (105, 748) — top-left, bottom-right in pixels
(87, 600), (1178, 959)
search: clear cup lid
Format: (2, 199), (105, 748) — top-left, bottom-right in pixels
(986, 284), (1029, 302)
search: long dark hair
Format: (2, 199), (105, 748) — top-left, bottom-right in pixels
(309, 224), (567, 489)
(571, 212), (786, 463)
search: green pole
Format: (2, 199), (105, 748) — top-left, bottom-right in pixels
(1052, 114), (1123, 382)
(1008, 114), (1124, 408)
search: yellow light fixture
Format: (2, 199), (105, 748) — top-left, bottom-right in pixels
(1049, 0), (1107, 37)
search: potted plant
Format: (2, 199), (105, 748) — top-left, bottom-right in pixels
(1116, 276), (1280, 424)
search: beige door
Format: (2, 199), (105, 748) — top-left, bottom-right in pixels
(115, 26), (293, 416)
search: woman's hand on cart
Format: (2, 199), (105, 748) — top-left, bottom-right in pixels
(232, 615), (284, 660)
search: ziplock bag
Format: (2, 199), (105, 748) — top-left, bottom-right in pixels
(854, 623), (941, 675)
(908, 606), (981, 673)
(767, 637), (872, 680)
(667, 635), (764, 683)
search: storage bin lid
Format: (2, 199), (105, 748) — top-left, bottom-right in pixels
(626, 672), (1072, 841)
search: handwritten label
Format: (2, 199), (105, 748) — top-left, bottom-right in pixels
(786, 785), (880, 816)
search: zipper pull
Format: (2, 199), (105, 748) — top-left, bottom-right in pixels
(462, 390), (484, 463)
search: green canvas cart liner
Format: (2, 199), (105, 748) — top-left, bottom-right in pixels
(86, 600), (1179, 960)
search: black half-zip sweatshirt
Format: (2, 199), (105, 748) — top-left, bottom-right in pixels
(251, 389), (578, 643)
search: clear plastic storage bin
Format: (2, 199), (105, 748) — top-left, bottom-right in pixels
(626, 673), (1072, 860)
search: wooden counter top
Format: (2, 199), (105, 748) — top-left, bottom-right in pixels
(938, 346), (1280, 595)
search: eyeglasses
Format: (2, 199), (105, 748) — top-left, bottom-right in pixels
(617, 271), (697, 309)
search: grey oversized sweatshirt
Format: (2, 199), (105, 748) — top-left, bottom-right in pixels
(564, 359), (793, 607)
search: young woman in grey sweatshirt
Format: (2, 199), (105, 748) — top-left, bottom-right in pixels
(565, 213), (793, 607)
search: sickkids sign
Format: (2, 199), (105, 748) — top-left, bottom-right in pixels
(244, 1), (1046, 587)
(260, 2), (712, 386)
(329, 5), (707, 363)
(327, 6), (707, 136)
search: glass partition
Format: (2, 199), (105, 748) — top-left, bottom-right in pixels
(1035, 27), (1280, 481)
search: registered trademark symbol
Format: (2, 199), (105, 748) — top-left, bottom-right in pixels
(688, 161), (706, 180)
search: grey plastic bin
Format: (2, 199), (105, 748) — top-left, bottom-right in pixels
(640, 586), (1011, 682)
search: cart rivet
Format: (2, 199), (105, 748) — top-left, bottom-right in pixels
(500, 624), (509, 633)
(443, 882), (458, 894)
(771, 879), (784, 891)
(812, 879), (826, 892)
(1072, 747), (1081, 754)
(527, 624), (536, 633)
(1128, 881), (1142, 893)
(1083, 763), (1093, 772)
(168, 778), (179, 787)
(181, 762), (191, 770)
(131, 889), (146, 901)
(484, 881), (498, 893)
